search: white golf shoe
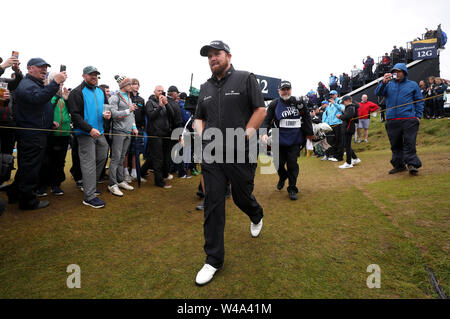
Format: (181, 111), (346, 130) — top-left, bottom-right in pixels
(108, 185), (123, 197)
(118, 181), (134, 191)
(250, 218), (263, 238)
(339, 163), (354, 169)
(195, 264), (220, 286)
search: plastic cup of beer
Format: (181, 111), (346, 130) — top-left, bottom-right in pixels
(0, 82), (8, 107)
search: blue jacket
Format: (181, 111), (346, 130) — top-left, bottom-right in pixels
(15, 74), (60, 133)
(322, 99), (344, 126)
(375, 63), (424, 119)
(68, 82), (107, 136)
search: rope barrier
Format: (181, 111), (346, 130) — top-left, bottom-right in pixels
(328, 93), (445, 128)
(0, 93), (445, 136)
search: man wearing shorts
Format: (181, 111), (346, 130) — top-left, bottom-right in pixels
(357, 94), (378, 143)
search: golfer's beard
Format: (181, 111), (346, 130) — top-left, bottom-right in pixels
(281, 95), (291, 101)
(211, 62), (229, 78)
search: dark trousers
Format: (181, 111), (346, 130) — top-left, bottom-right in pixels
(8, 133), (47, 208)
(141, 138), (153, 174)
(343, 133), (357, 164)
(325, 124), (343, 160)
(0, 124), (15, 155)
(380, 105), (386, 121)
(277, 144), (301, 193)
(149, 137), (172, 187)
(202, 162), (263, 268)
(0, 124), (16, 182)
(385, 119), (422, 169)
(436, 99), (444, 117)
(39, 135), (70, 187)
(70, 134), (83, 182)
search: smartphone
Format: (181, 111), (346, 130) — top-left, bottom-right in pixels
(12, 51), (19, 58)
(392, 73), (397, 80)
(162, 91), (166, 96)
(60, 65), (66, 72)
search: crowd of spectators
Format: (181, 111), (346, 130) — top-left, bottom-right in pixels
(307, 25), (447, 100)
(0, 53), (201, 212)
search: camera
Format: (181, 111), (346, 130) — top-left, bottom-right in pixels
(60, 65), (66, 72)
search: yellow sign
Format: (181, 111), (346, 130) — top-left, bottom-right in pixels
(412, 38), (438, 45)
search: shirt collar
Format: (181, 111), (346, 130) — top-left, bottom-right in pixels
(210, 64), (235, 83)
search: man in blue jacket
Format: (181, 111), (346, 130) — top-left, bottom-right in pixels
(375, 63), (424, 175)
(7, 58), (67, 210)
(321, 90), (344, 161)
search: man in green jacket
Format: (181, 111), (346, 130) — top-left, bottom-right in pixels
(38, 73), (71, 196)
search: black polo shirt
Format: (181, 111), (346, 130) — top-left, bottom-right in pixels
(195, 64), (264, 134)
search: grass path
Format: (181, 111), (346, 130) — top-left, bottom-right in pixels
(0, 119), (449, 298)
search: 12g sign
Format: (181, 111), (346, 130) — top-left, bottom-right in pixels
(412, 43), (438, 60)
(255, 74), (281, 100)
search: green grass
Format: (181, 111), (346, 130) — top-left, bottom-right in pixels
(0, 118), (449, 298)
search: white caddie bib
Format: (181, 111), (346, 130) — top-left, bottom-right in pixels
(279, 119), (301, 128)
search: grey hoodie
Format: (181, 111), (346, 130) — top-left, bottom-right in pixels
(108, 93), (136, 133)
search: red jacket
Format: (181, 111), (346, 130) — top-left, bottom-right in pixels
(358, 101), (379, 119)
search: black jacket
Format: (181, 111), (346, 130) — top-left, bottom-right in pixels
(435, 83), (448, 102)
(262, 97), (314, 144)
(167, 96), (183, 133)
(131, 92), (146, 129)
(145, 95), (173, 137)
(15, 74), (60, 132)
(340, 103), (357, 135)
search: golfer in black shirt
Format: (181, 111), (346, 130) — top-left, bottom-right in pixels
(194, 41), (267, 286)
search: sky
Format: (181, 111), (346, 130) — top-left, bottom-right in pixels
(2, 0), (449, 98)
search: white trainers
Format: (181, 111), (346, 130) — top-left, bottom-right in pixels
(352, 158), (361, 165)
(321, 156), (328, 161)
(165, 174), (174, 180)
(195, 264), (219, 286)
(108, 185), (123, 197)
(250, 218), (263, 238)
(328, 157), (338, 162)
(118, 181), (134, 191)
(124, 175), (132, 183)
(339, 163), (354, 169)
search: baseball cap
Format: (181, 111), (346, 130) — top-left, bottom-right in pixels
(200, 40), (231, 57)
(168, 86), (179, 93)
(27, 58), (51, 68)
(330, 90), (338, 95)
(341, 95), (352, 102)
(321, 100), (329, 105)
(279, 80), (292, 89)
(83, 66), (100, 75)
